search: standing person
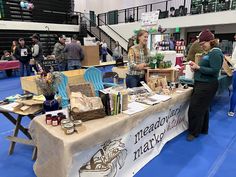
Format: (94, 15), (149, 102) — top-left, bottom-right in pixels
(232, 33), (236, 54)
(101, 40), (108, 62)
(14, 38), (32, 77)
(126, 30), (149, 88)
(63, 35), (84, 70)
(11, 40), (17, 55)
(31, 33), (44, 71)
(187, 29), (224, 141)
(228, 38), (236, 117)
(187, 36), (204, 61)
(112, 41), (122, 60)
(52, 35), (67, 71)
(169, 37), (175, 50)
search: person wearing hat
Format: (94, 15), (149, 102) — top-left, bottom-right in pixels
(63, 34), (84, 70)
(31, 33), (44, 70)
(14, 38), (32, 76)
(52, 35), (67, 71)
(187, 29), (224, 141)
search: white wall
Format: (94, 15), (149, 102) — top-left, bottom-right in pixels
(0, 21), (80, 32)
(100, 10), (236, 49)
(74, 0), (191, 14)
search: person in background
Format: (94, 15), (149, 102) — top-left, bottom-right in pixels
(128, 15), (134, 22)
(169, 36), (175, 50)
(187, 29), (224, 141)
(228, 37), (236, 117)
(126, 30), (149, 88)
(11, 40), (17, 56)
(187, 34), (204, 61)
(1, 50), (14, 77)
(101, 40), (108, 62)
(63, 35), (84, 70)
(52, 35), (67, 71)
(127, 35), (136, 51)
(232, 34), (236, 53)
(112, 41), (122, 60)
(31, 33), (44, 71)
(1, 50), (13, 61)
(14, 38), (32, 77)
(96, 41), (102, 61)
(186, 38), (196, 56)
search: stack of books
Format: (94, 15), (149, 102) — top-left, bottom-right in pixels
(99, 88), (128, 116)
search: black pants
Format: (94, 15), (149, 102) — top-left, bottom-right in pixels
(188, 80), (218, 136)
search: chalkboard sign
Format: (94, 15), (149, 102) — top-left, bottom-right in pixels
(42, 59), (58, 72)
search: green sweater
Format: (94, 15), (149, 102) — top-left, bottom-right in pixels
(194, 48), (223, 83)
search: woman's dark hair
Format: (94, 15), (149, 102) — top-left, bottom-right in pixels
(210, 39), (219, 48)
(136, 30), (149, 55)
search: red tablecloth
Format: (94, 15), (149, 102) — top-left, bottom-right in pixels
(0, 60), (20, 71)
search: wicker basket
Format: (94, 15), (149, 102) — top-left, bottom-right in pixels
(70, 108), (106, 122)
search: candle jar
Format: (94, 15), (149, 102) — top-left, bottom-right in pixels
(45, 114), (52, 125)
(61, 119), (71, 128)
(57, 113), (66, 124)
(73, 120), (82, 127)
(64, 122), (75, 135)
(51, 116), (59, 126)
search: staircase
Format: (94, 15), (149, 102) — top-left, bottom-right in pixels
(80, 14), (128, 60)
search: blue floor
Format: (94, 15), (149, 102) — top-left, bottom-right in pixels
(0, 72), (235, 177)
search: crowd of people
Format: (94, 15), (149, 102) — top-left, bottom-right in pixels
(0, 34), (85, 77)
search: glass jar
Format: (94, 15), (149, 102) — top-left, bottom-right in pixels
(73, 120), (82, 127)
(64, 122), (75, 135)
(45, 114), (52, 125)
(51, 116), (59, 126)
(61, 119), (71, 128)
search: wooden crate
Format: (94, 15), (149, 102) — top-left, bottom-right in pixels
(145, 68), (178, 82)
(21, 69), (86, 95)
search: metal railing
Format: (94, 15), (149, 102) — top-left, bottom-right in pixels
(97, 0), (236, 25)
(80, 14), (128, 57)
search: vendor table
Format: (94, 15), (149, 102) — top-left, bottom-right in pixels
(30, 88), (192, 177)
(20, 69), (86, 95)
(0, 103), (42, 159)
(0, 60), (20, 71)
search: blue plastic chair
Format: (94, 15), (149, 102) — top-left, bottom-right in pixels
(56, 73), (69, 108)
(84, 67), (117, 96)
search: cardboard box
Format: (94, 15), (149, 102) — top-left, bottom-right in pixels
(81, 46), (100, 66)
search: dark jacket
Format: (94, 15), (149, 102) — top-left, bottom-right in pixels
(63, 41), (84, 61)
(14, 45), (32, 63)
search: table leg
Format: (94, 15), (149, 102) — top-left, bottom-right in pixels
(1, 112), (32, 139)
(32, 147), (37, 161)
(8, 115), (23, 155)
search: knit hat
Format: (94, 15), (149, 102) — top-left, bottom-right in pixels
(198, 29), (214, 42)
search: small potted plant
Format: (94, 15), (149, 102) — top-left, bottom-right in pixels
(149, 52), (164, 69)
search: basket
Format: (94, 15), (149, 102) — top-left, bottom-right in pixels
(70, 108), (106, 122)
